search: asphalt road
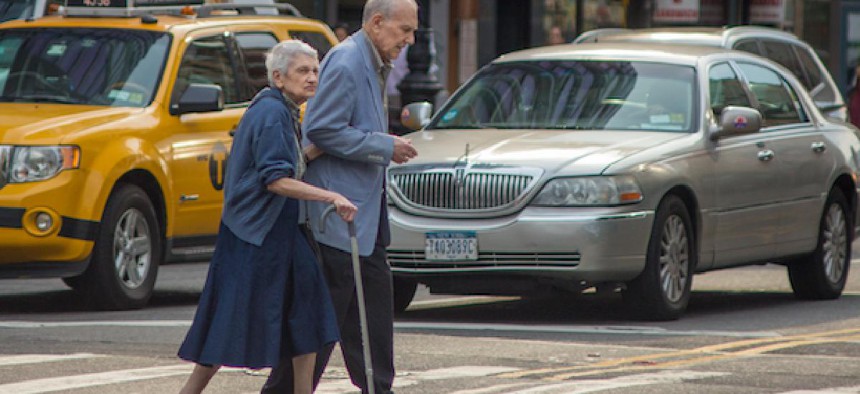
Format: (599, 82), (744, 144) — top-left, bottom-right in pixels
(1, 254), (859, 393)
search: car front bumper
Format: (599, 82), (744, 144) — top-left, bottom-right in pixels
(387, 206), (655, 286)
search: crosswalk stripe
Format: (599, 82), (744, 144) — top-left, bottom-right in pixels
(503, 370), (728, 394)
(0, 353), (100, 367)
(0, 364), (192, 394)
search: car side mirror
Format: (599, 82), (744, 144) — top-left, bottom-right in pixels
(171, 83), (224, 115)
(400, 102), (433, 131)
(710, 106), (762, 140)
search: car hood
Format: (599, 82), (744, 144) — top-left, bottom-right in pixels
(402, 128), (689, 175)
(0, 104), (141, 144)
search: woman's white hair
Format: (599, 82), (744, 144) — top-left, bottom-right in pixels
(266, 40), (318, 87)
(362, 0), (417, 24)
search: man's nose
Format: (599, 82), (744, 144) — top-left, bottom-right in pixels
(406, 32), (415, 45)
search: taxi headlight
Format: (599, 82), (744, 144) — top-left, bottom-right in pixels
(5, 146), (80, 183)
(531, 175), (643, 206)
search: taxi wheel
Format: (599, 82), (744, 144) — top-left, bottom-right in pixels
(623, 195), (695, 321)
(392, 276), (417, 314)
(79, 184), (161, 310)
(788, 189), (851, 300)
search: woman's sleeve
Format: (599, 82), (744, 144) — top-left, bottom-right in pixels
(253, 109), (298, 186)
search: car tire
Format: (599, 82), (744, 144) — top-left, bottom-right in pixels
(61, 275), (85, 290)
(392, 276), (417, 314)
(788, 188), (851, 300)
(624, 195), (695, 321)
(77, 184), (161, 310)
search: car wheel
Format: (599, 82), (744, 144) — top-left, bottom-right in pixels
(61, 275), (84, 290)
(788, 189), (851, 300)
(78, 184), (161, 310)
(392, 276), (417, 314)
(624, 195), (695, 321)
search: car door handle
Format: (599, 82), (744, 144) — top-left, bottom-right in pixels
(811, 141), (826, 153)
(757, 150), (774, 161)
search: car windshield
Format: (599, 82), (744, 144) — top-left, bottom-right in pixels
(0, 28), (169, 106)
(429, 60), (697, 132)
(0, 0), (38, 22)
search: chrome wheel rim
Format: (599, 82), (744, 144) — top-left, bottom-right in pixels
(112, 208), (151, 289)
(823, 203), (847, 284)
(660, 214), (689, 303)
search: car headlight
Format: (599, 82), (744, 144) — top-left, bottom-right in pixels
(3, 146), (80, 183)
(531, 175), (643, 206)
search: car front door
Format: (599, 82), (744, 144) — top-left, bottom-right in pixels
(708, 62), (784, 267)
(733, 61), (837, 257)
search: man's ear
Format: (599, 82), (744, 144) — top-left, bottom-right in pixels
(370, 12), (385, 31)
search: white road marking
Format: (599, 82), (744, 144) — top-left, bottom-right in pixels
(780, 386), (860, 394)
(0, 364), (192, 394)
(395, 321), (780, 338)
(449, 383), (536, 394)
(504, 370), (729, 393)
(0, 353), (100, 367)
(412, 366), (521, 380)
(0, 320), (780, 338)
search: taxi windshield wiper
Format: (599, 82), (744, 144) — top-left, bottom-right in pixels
(1, 95), (84, 104)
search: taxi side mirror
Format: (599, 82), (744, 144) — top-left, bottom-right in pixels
(710, 106), (762, 140)
(171, 83), (224, 115)
(400, 102), (433, 131)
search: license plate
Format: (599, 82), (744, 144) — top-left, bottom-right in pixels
(425, 231), (478, 261)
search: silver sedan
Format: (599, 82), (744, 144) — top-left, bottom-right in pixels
(389, 43), (860, 320)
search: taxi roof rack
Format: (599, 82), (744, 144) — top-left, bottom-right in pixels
(64, 0), (302, 18)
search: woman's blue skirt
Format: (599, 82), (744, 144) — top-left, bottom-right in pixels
(178, 199), (339, 368)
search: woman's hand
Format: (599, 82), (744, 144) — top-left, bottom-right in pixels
(332, 193), (357, 222)
(303, 144), (324, 162)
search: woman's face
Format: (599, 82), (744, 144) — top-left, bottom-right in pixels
(274, 53), (319, 105)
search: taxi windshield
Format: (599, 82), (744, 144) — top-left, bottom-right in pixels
(0, 28), (169, 107)
(429, 60), (697, 132)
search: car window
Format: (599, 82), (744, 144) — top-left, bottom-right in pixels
(761, 40), (809, 89)
(0, 28), (169, 106)
(429, 61), (696, 132)
(734, 40), (761, 55)
(289, 30), (332, 61)
(794, 44), (836, 102)
(735, 62), (807, 127)
(708, 62), (752, 116)
(172, 35), (239, 107)
(235, 32), (279, 101)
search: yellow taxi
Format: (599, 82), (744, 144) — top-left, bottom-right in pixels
(0, 0), (337, 309)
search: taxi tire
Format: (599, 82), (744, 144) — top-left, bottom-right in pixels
(78, 184), (161, 311)
(623, 195), (695, 321)
(788, 189), (851, 300)
(393, 276), (417, 314)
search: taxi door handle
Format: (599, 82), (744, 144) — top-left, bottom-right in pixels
(811, 141), (826, 153)
(757, 150), (774, 162)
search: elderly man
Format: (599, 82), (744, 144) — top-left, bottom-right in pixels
(262, 1), (418, 393)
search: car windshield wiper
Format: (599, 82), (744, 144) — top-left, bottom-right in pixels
(10, 95), (85, 104)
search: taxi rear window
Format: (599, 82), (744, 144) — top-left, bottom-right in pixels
(0, 28), (169, 107)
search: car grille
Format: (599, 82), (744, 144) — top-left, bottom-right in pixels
(388, 249), (580, 272)
(389, 167), (541, 210)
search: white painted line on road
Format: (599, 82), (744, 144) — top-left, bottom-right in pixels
(0, 320), (191, 329)
(0, 353), (100, 367)
(408, 296), (519, 310)
(0, 320), (781, 338)
(504, 370), (728, 393)
(394, 321), (781, 338)
(450, 383), (536, 394)
(414, 366), (521, 380)
(0, 364), (191, 394)
(780, 385), (860, 394)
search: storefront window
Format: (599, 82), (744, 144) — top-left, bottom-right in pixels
(544, 0), (577, 45)
(543, 0), (625, 45)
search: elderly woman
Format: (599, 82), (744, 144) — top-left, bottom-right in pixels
(177, 40), (355, 394)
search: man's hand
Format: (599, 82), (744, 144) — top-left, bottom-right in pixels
(392, 136), (417, 164)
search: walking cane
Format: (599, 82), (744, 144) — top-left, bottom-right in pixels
(320, 205), (375, 394)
